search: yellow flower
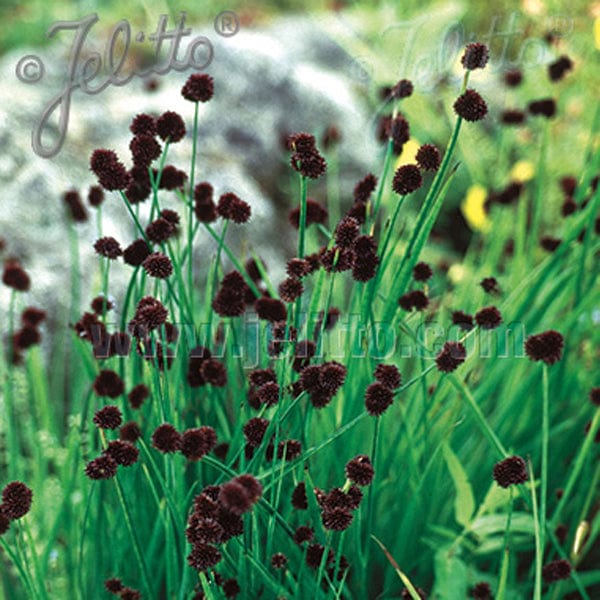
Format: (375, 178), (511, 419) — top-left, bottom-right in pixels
(510, 160), (535, 182)
(595, 18), (600, 50)
(394, 138), (420, 169)
(461, 184), (491, 233)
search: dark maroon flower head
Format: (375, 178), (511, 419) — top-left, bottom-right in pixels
(130, 296), (168, 335)
(561, 197), (577, 217)
(63, 190), (88, 222)
(391, 78), (413, 99)
(305, 544), (333, 569)
(85, 454), (118, 480)
(454, 89), (488, 121)
(217, 192), (251, 223)
(93, 405), (122, 430)
(290, 481), (308, 510)
(119, 587), (141, 600)
(152, 424), (181, 453)
(142, 252), (173, 278)
(374, 364), (401, 390)
(290, 150), (327, 179)
(461, 42), (489, 70)
(194, 186), (217, 221)
(276, 439), (302, 461)
(540, 236), (561, 252)
(94, 236), (122, 259)
(504, 69), (523, 87)
(181, 73), (214, 102)
(452, 310), (474, 331)
(181, 427), (217, 460)
(13, 326), (41, 351)
(392, 164), (423, 195)
(286, 132), (316, 153)
(388, 114), (410, 154)
(435, 342), (466, 373)
(21, 307), (46, 327)
(470, 582), (492, 599)
(493, 455), (528, 488)
(365, 382), (394, 416)
(104, 577), (123, 593)
(130, 134), (161, 166)
(548, 55), (573, 82)
(93, 370), (124, 398)
(285, 258), (309, 279)
(559, 176), (577, 196)
(90, 149), (131, 190)
(412, 261), (433, 282)
(127, 384), (149, 409)
(156, 111), (186, 142)
(212, 271), (248, 317)
(501, 109), (526, 125)
(528, 98), (556, 118)
(243, 417), (269, 447)
(187, 543), (222, 571)
(335, 216), (360, 248)
(525, 330), (564, 365)
(222, 578), (241, 598)
(322, 507), (353, 531)
(123, 239), (151, 266)
(271, 552), (288, 569)
(218, 482), (253, 515)
(399, 290), (429, 311)
(416, 144), (441, 172)
(119, 421), (141, 443)
(289, 199), (328, 229)
(105, 440), (139, 466)
(256, 381), (280, 406)
(2, 259), (30, 292)
(345, 454), (374, 486)
(293, 524), (314, 545)
(475, 306), (503, 329)
(1, 481), (33, 520)
(480, 277), (500, 294)
(353, 173), (378, 203)
(146, 218), (175, 244)
(130, 113), (156, 136)
(90, 295), (113, 315)
(201, 359), (228, 387)
(278, 277), (304, 303)
(158, 165), (188, 190)
(590, 387), (600, 407)
(255, 297), (287, 322)
(542, 559), (571, 583)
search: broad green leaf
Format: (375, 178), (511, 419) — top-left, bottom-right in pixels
(443, 443), (475, 528)
(432, 548), (468, 600)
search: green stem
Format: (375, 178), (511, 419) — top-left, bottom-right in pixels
(540, 365), (549, 563)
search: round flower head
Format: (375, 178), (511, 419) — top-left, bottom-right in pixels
(413, 261), (433, 282)
(142, 252), (173, 279)
(200, 359), (228, 387)
(391, 78), (413, 99)
(335, 216), (360, 248)
(392, 164), (422, 195)
(454, 89), (488, 121)
(542, 559), (571, 583)
(181, 427), (217, 460)
(345, 454), (374, 486)
(187, 543), (222, 571)
(94, 236), (122, 259)
(353, 173), (378, 203)
(548, 55), (573, 82)
(93, 405), (122, 430)
(119, 421), (141, 443)
(158, 165), (187, 190)
(501, 109), (526, 125)
(217, 192), (251, 223)
(63, 190), (88, 222)
(146, 218), (175, 244)
(93, 370), (125, 398)
(1, 481), (33, 520)
(416, 144), (441, 172)
(504, 69), (523, 87)
(104, 578), (123, 593)
(290, 150), (327, 179)
(21, 307), (46, 327)
(127, 384), (149, 409)
(289, 199), (328, 229)
(255, 297), (287, 322)
(277, 439), (302, 460)
(475, 306), (503, 329)
(470, 582), (492, 599)
(435, 342), (466, 373)
(218, 482), (253, 515)
(3, 259), (30, 292)
(291, 482), (308, 509)
(322, 507), (353, 531)
(130, 113), (156, 136)
(222, 579), (241, 598)
(271, 552), (288, 569)
(493, 455), (528, 488)
(365, 382), (394, 416)
(524, 330), (564, 365)
(374, 363), (401, 390)
(278, 277), (304, 302)
(293, 525), (314, 545)
(461, 42), (489, 70)
(105, 440), (139, 466)
(528, 98), (556, 118)
(156, 111), (186, 142)
(90, 149), (130, 190)
(589, 387), (600, 407)
(151, 423), (181, 453)
(85, 454), (118, 480)
(480, 277), (500, 294)
(181, 73), (214, 102)
(399, 290), (429, 312)
(540, 236), (561, 252)
(130, 134), (161, 166)
(123, 239), (151, 266)
(452, 310), (474, 331)
(243, 417), (269, 448)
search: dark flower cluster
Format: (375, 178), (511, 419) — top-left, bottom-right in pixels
(0, 482), (33, 533)
(288, 132), (327, 179)
(299, 361), (347, 408)
(365, 363), (400, 416)
(524, 330), (564, 365)
(435, 342), (466, 373)
(492, 455), (528, 488)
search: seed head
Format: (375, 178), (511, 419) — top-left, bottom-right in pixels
(435, 342), (466, 373)
(454, 89), (488, 121)
(151, 423), (181, 453)
(524, 330), (564, 365)
(345, 454), (374, 486)
(94, 236), (122, 259)
(217, 192), (251, 223)
(493, 455), (528, 488)
(93, 405), (122, 430)
(1, 482), (33, 520)
(452, 310), (474, 331)
(461, 42), (490, 70)
(374, 364), (401, 390)
(3, 259), (30, 292)
(278, 277), (304, 302)
(156, 111), (186, 142)
(129, 134), (161, 166)
(475, 306), (503, 329)
(255, 297), (287, 322)
(181, 427), (217, 460)
(93, 370), (125, 398)
(123, 239), (151, 266)
(187, 543), (222, 571)
(392, 164), (423, 195)
(365, 382), (394, 416)
(353, 173), (378, 203)
(142, 252), (173, 278)
(271, 553), (288, 569)
(322, 507), (353, 531)
(105, 440), (139, 466)
(181, 73), (214, 102)
(119, 421), (141, 443)
(416, 144), (441, 171)
(542, 559), (571, 583)
(90, 149), (130, 190)
(85, 455), (118, 480)
(130, 113), (156, 136)
(391, 78), (413, 99)
(63, 190), (88, 222)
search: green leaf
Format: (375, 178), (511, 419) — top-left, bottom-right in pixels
(432, 548), (468, 600)
(443, 443), (475, 528)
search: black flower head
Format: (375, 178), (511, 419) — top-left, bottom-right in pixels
(2, 259), (30, 292)
(218, 482), (253, 516)
(412, 261), (433, 282)
(1, 481), (33, 520)
(504, 69), (523, 87)
(156, 111), (186, 142)
(391, 78), (413, 99)
(548, 55), (573, 82)
(119, 421), (141, 443)
(278, 277), (304, 303)
(322, 507), (353, 531)
(151, 423), (182, 453)
(104, 577), (123, 594)
(181, 427), (217, 460)
(271, 553), (288, 569)
(123, 239), (151, 266)
(334, 216), (360, 248)
(293, 525), (314, 545)
(435, 342), (466, 373)
(524, 330), (564, 365)
(373, 364), (401, 390)
(201, 359), (228, 387)
(289, 199), (328, 229)
(415, 144), (441, 172)
(93, 370), (125, 398)
(540, 236), (561, 252)
(493, 455), (528, 488)
(85, 454), (118, 480)
(94, 236), (122, 259)
(353, 173), (378, 203)
(93, 405), (122, 430)
(158, 165), (187, 190)
(130, 134), (161, 166)
(127, 384), (149, 409)
(105, 440), (139, 466)
(501, 109), (526, 125)
(398, 290), (429, 312)
(590, 387), (600, 407)
(291, 482), (308, 509)
(392, 164), (423, 195)
(21, 307), (46, 327)
(243, 417), (269, 448)
(181, 73), (214, 102)
(365, 382), (394, 416)
(452, 310), (474, 331)
(63, 190), (88, 222)
(217, 192), (251, 223)
(475, 306), (503, 329)
(212, 271), (248, 318)
(290, 150), (327, 179)
(345, 454), (374, 486)
(130, 113), (156, 136)
(461, 42), (489, 70)
(480, 277), (500, 294)
(528, 98), (556, 119)
(90, 149), (131, 191)
(142, 252), (173, 279)
(542, 559), (571, 583)
(146, 218), (175, 244)
(187, 543), (222, 571)
(454, 89), (488, 121)
(286, 258), (310, 278)
(470, 582), (492, 599)
(255, 298), (287, 323)
(222, 578), (241, 598)
(277, 439), (302, 461)
(388, 115), (410, 154)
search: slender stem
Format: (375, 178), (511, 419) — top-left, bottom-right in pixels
(530, 456), (542, 600)
(188, 101), (200, 306)
(540, 365), (549, 564)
